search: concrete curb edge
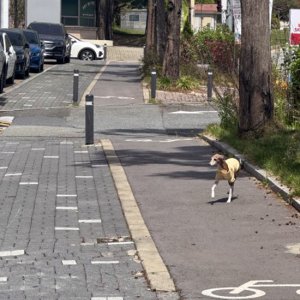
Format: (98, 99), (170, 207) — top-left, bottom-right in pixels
(201, 134), (300, 212)
(101, 139), (178, 295)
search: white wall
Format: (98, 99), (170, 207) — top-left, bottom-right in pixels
(0, 0), (9, 28)
(26, 0), (61, 26)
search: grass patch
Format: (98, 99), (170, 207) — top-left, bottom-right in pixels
(205, 124), (300, 196)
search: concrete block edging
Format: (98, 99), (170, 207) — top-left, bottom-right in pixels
(201, 134), (300, 212)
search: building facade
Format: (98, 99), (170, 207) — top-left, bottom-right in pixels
(26, 0), (97, 38)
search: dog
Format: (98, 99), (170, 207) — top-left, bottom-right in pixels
(209, 154), (241, 203)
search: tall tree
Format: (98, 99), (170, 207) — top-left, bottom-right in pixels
(156, 0), (166, 62)
(145, 0), (156, 57)
(239, 0), (273, 134)
(95, 0), (114, 40)
(162, 0), (182, 79)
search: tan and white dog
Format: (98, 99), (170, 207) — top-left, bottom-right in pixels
(209, 154), (241, 203)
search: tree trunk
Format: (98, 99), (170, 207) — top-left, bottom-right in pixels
(239, 0), (273, 134)
(145, 0), (156, 57)
(96, 0), (107, 40)
(106, 0), (114, 40)
(156, 0), (166, 63)
(162, 0), (182, 79)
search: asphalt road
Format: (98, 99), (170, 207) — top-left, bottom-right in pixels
(1, 58), (299, 300)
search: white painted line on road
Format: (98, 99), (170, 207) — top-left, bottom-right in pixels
(1, 152), (15, 154)
(62, 260), (77, 266)
(169, 110), (218, 114)
(23, 104), (32, 107)
(0, 277), (7, 282)
(55, 227), (79, 231)
(56, 206), (78, 210)
(91, 260), (119, 265)
(107, 241), (134, 246)
(60, 141), (73, 145)
(5, 173), (22, 177)
(32, 148), (45, 151)
(22, 97), (30, 99)
(19, 182), (38, 185)
(78, 219), (102, 224)
(57, 194), (77, 197)
(0, 250), (25, 257)
(125, 139), (153, 142)
(74, 151), (88, 153)
(0, 167), (8, 170)
(75, 176), (93, 179)
(44, 156), (59, 158)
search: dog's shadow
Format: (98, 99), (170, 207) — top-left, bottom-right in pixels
(207, 196), (238, 205)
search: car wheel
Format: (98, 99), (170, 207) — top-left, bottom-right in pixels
(57, 57), (65, 64)
(79, 49), (95, 61)
(25, 66), (30, 77)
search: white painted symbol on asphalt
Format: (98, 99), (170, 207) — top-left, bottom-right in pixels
(202, 280), (300, 299)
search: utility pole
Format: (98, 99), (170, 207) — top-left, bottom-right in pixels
(0, 0), (10, 28)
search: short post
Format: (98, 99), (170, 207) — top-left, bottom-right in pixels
(85, 94), (94, 145)
(207, 70), (213, 101)
(151, 69), (157, 99)
(73, 69), (79, 104)
(103, 44), (107, 60)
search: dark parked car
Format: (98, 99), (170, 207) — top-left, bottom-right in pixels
(0, 44), (6, 93)
(0, 29), (30, 79)
(27, 22), (71, 64)
(22, 29), (44, 72)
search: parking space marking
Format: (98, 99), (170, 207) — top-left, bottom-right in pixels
(19, 182), (38, 185)
(0, 277), (7, 282)
(91, 260), (119, 265)
(62, 260), (77, 266)
(0, 250), (25, 257)
(55, 227), (80, 231)
(4, 173), (22, 177)
(78, 219), (102, 224)
(0, 167), (8, 170)
(91, 298), (123, 300)
(75, 175), (93, 179)
(32, 148), (45, 151)
(74, 150), (89, 154)
(107, 241), (134, 246)
(44, 156), (59, 158)
(56, 206), (78, 210)
(57, 194), (77, 197)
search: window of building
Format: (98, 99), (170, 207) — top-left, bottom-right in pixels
(61, 0), (95, 27)
(129, 14), (139, 22)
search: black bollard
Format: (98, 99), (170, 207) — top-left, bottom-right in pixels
(207, 70), (213, 101)
(103, 44), (107, 60)
(85, 94), (94, 145)
(151, 69), (157, 99)
(73, 69), (79, 104)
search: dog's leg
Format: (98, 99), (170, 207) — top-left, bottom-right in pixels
(211, 180), (218, 198)
(227, 182), (234, 203)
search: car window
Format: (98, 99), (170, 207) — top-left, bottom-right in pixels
(24, 31), (39, 44)
(0, 35), (3, 48)
(29, 23), (64, 36)
(4, 32), (24, 46)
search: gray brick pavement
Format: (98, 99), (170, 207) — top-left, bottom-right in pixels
(0, 139), (158, 299)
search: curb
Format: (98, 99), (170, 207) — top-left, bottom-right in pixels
(101, 139), (177, 294)
(201, 134), (300, 212)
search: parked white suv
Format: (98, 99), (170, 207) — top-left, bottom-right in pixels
(0, 32), (17, 85)
(69, 34), (104, 61)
